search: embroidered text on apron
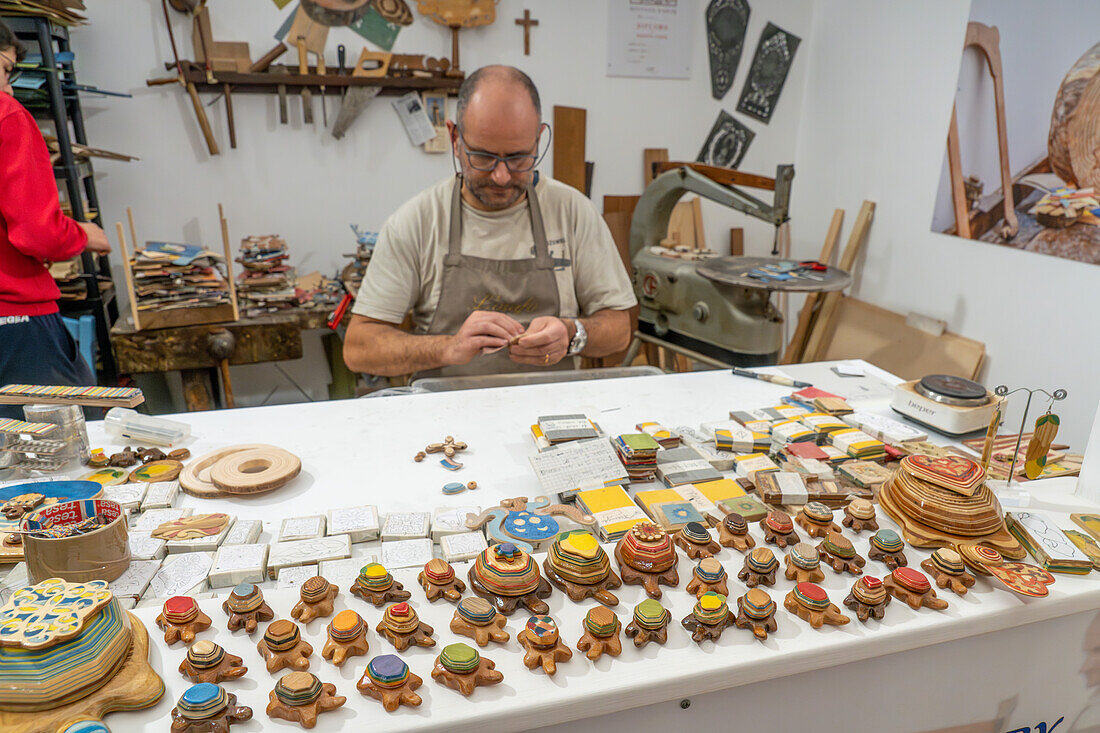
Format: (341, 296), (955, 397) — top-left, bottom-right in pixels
(415, 176), (569, 378)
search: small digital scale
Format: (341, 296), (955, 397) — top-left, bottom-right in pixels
(890, 374), (998, 436)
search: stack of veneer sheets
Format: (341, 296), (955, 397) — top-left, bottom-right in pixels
(613, 433), (659, 482)
(130, 241), (231, 313)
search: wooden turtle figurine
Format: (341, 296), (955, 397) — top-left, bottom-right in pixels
(784, 582), (850, 629)
(623, 598), (671, 648)
(681, 591), (737, 643)
(795, 501), (842, 538)
(517, 615), (572, 675)
(157, 596), (212, 646)
(673, 521), (721, 559)
(321, 610), (370, 667)
(734, 588), (778, 641)
(715, 511), (755, 552)
(760, 510), (799, 548)
(784, 542), (826, 583)
(685, 557), (729, 598)
(816, 531), (866, 575)
(737, 547), (779, 587)
(543, 530), (622, 606)
(357, 654), (423, 711)
(349, 563), (411, 606)
(180, 640), (248, 684)
(291, 576), (339, 623)
(170, 682), (252, 733)
(432, 642), (504, 696)
(266, 671), (345, 728)
(576, 606), (622, 661)
(418, 558), (467, 602)
(468, 542), (553, 615)
(257, 619), (313, 674)
(841, 498), (878, 533)
(867, 529), (908, 569)
(614, 521), (679, 599)
(376, 602), (436, 650)
(222, 583), (274, 634)
(450, 597), (510, 647)
(883, 567), (948, 611)
(843, 576), (892, 622)
(920, 548), (976, 596)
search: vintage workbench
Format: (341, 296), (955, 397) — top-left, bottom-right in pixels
(110, 309), (356, 410)
(79, 363), (1100, 732)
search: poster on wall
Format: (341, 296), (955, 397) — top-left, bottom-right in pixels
(697, 110), (754, 168)
(606, 0), (693, 79)
(736, 21), (800, 123)
(706, 0), (750, 100)
(931, 2), (1100, 266)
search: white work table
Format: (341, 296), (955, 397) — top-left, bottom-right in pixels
(82, 362), (1100, 732)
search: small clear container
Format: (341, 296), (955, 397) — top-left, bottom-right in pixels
(104, 408), (189, 447)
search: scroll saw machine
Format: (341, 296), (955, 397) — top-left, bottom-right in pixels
(628, 163), (795, 366)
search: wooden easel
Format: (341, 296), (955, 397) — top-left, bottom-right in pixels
(946, 22), (1018, 240)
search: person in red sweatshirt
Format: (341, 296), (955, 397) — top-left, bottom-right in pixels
(0, 20), (112, 419)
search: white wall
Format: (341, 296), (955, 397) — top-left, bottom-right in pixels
(930, 0), (1100, 232)
(72, 0), (812, 407)
(791, 0), (1100, 445)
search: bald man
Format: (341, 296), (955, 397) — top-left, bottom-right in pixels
(343, 66), (636, 378)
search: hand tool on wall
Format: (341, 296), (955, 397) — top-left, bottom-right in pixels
(317, 51), (327, 127)
(331, 48), (389, 139)
(297, 37), (313, 125)
(272, 65), (289, 124)
(337, 44), (346, 100)
(250, 43), (288, 73)
(148, 0), (219, 155)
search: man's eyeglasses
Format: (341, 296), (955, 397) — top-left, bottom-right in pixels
(456, 124), (549, 173)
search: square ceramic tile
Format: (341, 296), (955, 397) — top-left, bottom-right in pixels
(208, 543), (269, 588)
(109, 559), (161, 599)
(327, 505), (380, 543)
(276, 564), (320, 590)
(139, 480), (180, 510)
(380, 538), (434, 569)
(267, 534), (352, 579)
(132, 507), (192, 532)
(222, 519), (263, 546)
(431, 505), (480, 542)
(147, 552), (213, 599)
(101, 482), (147, 512)
(381, 512), (430, 541)
(440, 531), (488, 563)
(128, 532), (168, 561)
(278, 515), (326, 542)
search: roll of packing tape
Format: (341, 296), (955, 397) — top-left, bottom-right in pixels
(210, 446), (302, 495)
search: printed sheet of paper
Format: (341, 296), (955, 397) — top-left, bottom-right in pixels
(607, 0), (693, 79)
(529, 438), (628, 498)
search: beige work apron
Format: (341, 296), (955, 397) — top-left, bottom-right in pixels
(416, 176), (569, 378)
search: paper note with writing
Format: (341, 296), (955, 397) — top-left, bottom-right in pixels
(529, 438), (628, 499)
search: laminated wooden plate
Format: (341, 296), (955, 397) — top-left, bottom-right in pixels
(180, 444), (272, 498)
(210, 447), (301, 495)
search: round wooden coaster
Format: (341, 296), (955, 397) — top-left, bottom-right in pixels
(210, 447), (302, 495)
(179, 444), (271, 498)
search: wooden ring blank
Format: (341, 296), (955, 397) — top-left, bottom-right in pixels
(210, 447), (301, 494)
(179, 444), (272, 498)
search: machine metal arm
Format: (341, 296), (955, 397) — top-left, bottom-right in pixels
(628, 164), (794, 259)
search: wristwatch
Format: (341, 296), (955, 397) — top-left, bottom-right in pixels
(567, 318), (587, 355)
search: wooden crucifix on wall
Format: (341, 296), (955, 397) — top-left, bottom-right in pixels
(515, 9), (538, 55)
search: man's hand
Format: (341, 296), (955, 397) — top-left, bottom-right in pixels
(443, 310), (525, 366)
(509, 316), (571, 366)
(77, 222), (111, 255)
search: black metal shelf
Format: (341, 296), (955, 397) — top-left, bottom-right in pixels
(4, 13), (119, 383)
